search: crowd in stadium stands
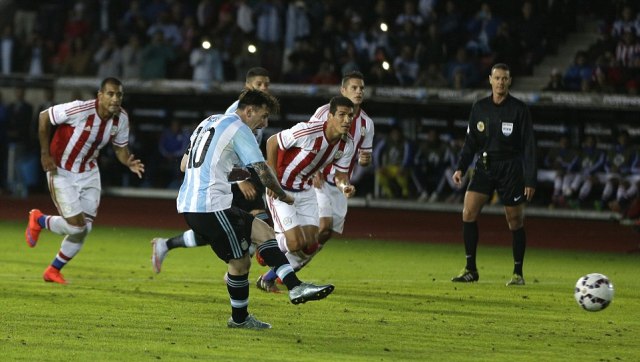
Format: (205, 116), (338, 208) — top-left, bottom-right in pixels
(3, 0), (580, 87)
(2, 0), (640, 227)
(545, 2), (640, 94)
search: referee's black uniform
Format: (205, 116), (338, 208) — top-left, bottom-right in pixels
(456, 94), (537, 205)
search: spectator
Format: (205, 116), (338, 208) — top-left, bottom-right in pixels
(374, 126), (413, 198)
(395, 0), (424, 30)
(614, 30), (640, 68)
(416, 23), (447, 67)
(412, 129), (453, 202)
(563, 51), (593, 92)
(393, 45), (419, 85)
(7, 87), (34, 152)
(146, 10), (182, 48)
(20, 33), (49, 76)
(236, 0), (255, 35)
(490, 22), (519, 70)
(254, 0), (285, 80)
(414, 63), (448, 88)
(544, 134), (579, 208)
(438, 0), (464, 52)
(445, 47), (478, 89)
(6, 87), (34, 196)
(542, 68), (566, 91)
(0, 25), (18, 75)
(611, 5), (639, 39)
(141, 31), (175, 80)
(511, 0), (546, 75)
(465, 2), (502, 56)
(310, 61), (340, 85)
(566, 135), (606, 209)
(158, 119), (190, 189)
(190, 36), (224, 85)
(598, 131), (636, 211)
(94, 33), (122, 79)
(283, 0), (311, 74)
(120, 34), (143, 79)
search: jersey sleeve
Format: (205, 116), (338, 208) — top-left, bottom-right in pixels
(276, 124), (299, 150)
(48, 100), (84, 126)
(310, 104), (330, 122)
(233, 124), (265, 166)
(112, 111), (130, 147)
(361, 118), (375, 153)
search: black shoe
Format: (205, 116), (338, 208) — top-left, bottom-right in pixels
(451, 268), (479, 282)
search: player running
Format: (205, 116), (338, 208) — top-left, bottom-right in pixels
(150, 90), (334, 329)
(255, 96), (357, 292)
(24, 77), (144, 284)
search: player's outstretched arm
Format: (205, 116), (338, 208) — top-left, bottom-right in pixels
(252, 161), (293, 204)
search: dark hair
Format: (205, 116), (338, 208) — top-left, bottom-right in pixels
(491, 63), (510, 75)
(99, 77), (123, 91)
(237, 89), (279, 114)
(329, 96), (354, 115)
(341, 70), (364, 87)
(246, 67), (270, 81)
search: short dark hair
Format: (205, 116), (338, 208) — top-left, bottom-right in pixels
(246, 67), (270, 81)
(237, 89), (279, 114)
(491, 63), (510, 75)
(99, 77), (123, 91)
(329, 96), (354, 115)
(341, 70), (364, 87)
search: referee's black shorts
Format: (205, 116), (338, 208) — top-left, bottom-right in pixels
(183, 207), (254, 263)
(467, 158), (525, 206)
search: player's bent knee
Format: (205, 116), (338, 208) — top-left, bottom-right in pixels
(64, 223), (87, 236)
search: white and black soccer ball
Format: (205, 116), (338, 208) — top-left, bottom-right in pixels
(574, 273), (614, 312)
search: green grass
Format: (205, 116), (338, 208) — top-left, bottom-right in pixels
(0, 220), (638, 361)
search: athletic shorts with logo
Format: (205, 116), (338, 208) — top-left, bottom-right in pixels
(467, 158), (525, 206)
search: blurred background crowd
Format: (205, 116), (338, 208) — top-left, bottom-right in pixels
(0, 0), (635, 91)
(1, 0), (640, 225)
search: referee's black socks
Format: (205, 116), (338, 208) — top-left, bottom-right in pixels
(512, 227), (526, 276)
(463, 221), (479, 271)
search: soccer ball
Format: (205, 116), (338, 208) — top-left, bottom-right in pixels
(574, 273), (614, 312)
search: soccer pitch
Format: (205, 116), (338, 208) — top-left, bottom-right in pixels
(1, 220), (638, 361)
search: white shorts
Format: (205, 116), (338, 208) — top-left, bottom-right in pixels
(267, 187), (318, 233)
(315, 182), (347, 234)
(47, 167), (101, 218)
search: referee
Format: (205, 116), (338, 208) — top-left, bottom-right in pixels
(451, 63), (537, 286)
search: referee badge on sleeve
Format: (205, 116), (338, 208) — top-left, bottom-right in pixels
(477, 121), (485, 132)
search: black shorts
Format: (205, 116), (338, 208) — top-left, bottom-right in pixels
(183, 207), (254, 263)
(467, 158), (525, 206)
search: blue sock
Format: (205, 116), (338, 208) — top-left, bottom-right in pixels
(262, 268), (278, 282)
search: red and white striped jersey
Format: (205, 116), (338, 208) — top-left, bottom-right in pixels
(276, 121), (355, 191)
(310, 104), (375, 183)
(48, 99), (129, 173)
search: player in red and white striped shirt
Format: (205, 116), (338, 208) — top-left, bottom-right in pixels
(256, 96), (356, 291)
(24, 78), (145, 284)
(276, 71), (375, 275)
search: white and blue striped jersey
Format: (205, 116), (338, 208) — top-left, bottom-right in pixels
(177, 113), (264, 213)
